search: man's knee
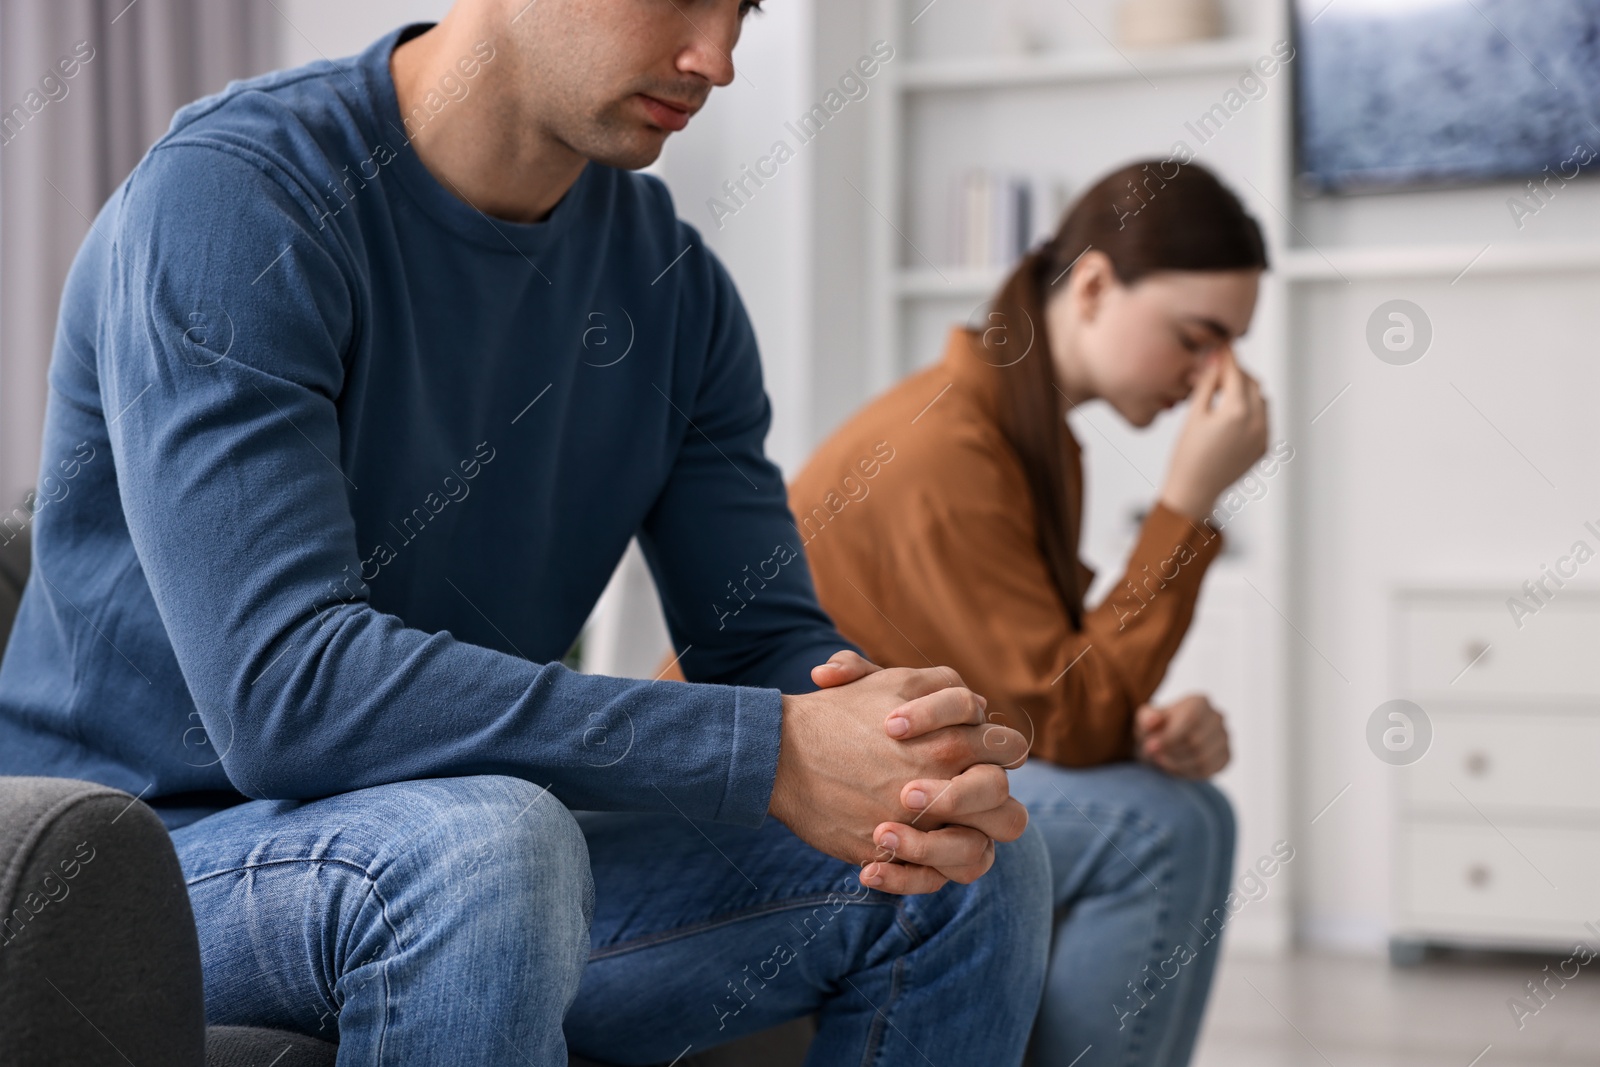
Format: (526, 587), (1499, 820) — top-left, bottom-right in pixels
(433, 777), (590, 900)
(382, 776), (594, 954)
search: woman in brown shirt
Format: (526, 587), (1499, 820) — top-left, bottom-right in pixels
(656, 160), (1272, 1060)
(791, 161), (1272, 1065)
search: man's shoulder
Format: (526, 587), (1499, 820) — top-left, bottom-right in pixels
(131, 56), (381, 213)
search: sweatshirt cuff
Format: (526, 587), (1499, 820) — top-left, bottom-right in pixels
(1129, 502), (1225, 589)
(715, 685), (785, 827)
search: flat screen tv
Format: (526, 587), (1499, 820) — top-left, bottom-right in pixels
(1293, 0), (1600, 194)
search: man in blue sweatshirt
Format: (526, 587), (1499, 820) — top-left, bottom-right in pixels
(0, 1), (1052, 1062)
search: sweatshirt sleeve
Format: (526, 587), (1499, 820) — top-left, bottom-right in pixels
(636, 245), (862, 696)
(97, 140), (782, 825)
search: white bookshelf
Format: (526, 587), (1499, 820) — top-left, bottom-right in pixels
(864, 0), (1295, 953)
(899, 36), (1268, 90)
(1279, 242), (1600, 282)
(891, 268), (999, 299)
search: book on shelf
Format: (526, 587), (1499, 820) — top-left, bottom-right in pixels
(949, 169), (1071, 273)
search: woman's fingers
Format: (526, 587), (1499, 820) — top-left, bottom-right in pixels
(1190, 353), (1224, 411)
(1157, 722), (1231, 778)
(1163, 718), (1204, 758)
(870, 823), (997, 885)
(1217, 348), (1247, 405)
(1138, 695), (1230, 777)
(1196, 726), (1232, 776)
(1167, 745), (1226, 779)
(1134, 702), (1166, 737)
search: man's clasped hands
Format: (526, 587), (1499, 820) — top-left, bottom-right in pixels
(771, 648), (1234, 896)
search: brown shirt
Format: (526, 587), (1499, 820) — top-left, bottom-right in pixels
(661, 327), (1223, 766)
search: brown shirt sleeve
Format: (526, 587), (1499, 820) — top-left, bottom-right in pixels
(658, 334), (1225, 766)
(653, 650), (688, 682)
(1067, 501), (1225, 760)
(857, 424), (1217, 765)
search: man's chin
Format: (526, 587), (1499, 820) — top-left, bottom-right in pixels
(586, 132), (669, 172)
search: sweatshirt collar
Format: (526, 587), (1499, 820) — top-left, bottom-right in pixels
(358, 23), (597, 256)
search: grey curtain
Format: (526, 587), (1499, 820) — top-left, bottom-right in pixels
(0, 0), (277, 509)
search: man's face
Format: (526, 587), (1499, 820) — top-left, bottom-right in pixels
(506, 0), (759, 170)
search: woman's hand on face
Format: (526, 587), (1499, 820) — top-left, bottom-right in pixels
(1159, 348), (1269, 521)
(1134, 695), (1231, 779)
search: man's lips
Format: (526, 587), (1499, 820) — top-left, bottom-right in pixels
(638, 94), (694, 132)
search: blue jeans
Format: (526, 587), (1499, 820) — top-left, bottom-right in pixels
(1007, 762), (1237, 1067)
(171, 775), (1053, 1065)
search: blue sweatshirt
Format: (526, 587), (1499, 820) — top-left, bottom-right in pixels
(0, 24), (856, 831)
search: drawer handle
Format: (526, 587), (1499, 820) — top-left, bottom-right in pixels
(1465, 751), (1490, 777)
(1463, 641), (1491, 667)
(1466, 864), (1492, 889)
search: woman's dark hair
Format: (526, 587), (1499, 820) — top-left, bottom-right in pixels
(977, 159), (1267, 629)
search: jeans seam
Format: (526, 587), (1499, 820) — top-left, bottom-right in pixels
(587, 892), (890, 961)
(892, 903), (925, 947)
(1153, 783), (1231, 1067)
(850, 893), (930, 1067)
(184, 854), (378, 888)
(855, 953), (899, 1067)
(1120, 830), (1172, 1067)
(186, 854), (405, 1056)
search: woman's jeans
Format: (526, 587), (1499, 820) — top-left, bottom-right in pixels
(170, 774), (1053, 1065)
(1008, 761), (1237, 1067)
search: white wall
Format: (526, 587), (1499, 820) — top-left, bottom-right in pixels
(1289, 180), (1600, 952)
(276, 0), (450, 66)
(589, 2), (824, 677)
(649, 1), (818, 474)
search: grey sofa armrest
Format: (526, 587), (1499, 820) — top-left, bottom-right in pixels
(0, 513), (29, 656)
(0, 776), (207, 1067)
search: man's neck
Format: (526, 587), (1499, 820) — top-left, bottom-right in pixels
(390, 14), (587, 224)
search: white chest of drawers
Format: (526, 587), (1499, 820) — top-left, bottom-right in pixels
(1391, 590), (1600, 957)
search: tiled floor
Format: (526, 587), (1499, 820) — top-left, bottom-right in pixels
(1194, 950), (1600, 1067)
(656, 949), (1600, 1067)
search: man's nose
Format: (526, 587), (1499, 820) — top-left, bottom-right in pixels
(675, 5), (740, 89)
